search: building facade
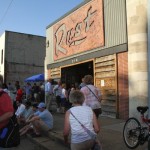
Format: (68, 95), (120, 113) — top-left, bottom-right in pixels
(0, 31), (46, 85)
(45, 0), (148, 119)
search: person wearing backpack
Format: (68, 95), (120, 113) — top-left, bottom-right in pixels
(0, 75), (20, 148)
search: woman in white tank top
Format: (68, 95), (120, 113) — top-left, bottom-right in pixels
(63, 90), (100, 150)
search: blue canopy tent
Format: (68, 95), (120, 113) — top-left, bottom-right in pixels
(25, 74), (44, 82)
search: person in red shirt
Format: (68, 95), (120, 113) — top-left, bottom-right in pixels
(16, 86), (23, 102)
(0, 75), (14, 130)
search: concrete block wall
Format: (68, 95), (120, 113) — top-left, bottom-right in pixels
(126, 0), (148, 118)
(3, 31), (46, 85)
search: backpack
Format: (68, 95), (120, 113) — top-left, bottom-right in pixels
(0, 92), (20, 148)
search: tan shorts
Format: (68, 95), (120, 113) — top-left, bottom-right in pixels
(71, 139), (94, 150)
(32, 119), (51, 132)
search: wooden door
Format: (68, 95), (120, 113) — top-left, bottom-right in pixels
(94, 54), (117, 118)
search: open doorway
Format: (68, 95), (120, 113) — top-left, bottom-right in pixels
(61, 61), (93, 89)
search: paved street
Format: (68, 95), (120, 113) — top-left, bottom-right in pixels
(1, 114), (148, 150)
(99, 117), (148, 150)
(53, 114), (148, 150)
(0, 137), (37, 150)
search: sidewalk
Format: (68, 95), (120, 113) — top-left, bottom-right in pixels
(28, 113), (148, 150)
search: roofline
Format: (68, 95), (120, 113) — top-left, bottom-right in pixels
(46, 0), (91, 29)
(1, 30), (46, 38)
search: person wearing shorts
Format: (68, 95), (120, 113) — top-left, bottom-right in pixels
(19, 103), (38, 136)
(63, 90), (100, 150)
(80, 75), (102, 119)
(27, 102), (53, 137)
(61, 83), (68, 113)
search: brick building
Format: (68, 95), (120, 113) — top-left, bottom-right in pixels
(45, 0), (148, 119)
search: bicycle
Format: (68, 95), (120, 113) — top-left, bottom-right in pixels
(123, 106), (150, 149)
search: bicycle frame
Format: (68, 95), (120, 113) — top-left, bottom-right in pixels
(141, 115), (150, 124)
(123, 106), (150, 149)
(138, 108), (150, 144)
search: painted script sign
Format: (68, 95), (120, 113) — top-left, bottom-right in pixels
(53, 0), (104, 60)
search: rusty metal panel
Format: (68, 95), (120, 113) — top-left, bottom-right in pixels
(104, 0), (127, 46)
(53, 0), (104, 60)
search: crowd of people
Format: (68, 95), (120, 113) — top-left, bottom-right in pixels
(4, 81), (45, 104)
(0, 78), (53, 141)
(0, 74), (102, 150)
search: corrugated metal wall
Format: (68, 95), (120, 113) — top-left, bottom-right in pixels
(103, 0), (127, 48)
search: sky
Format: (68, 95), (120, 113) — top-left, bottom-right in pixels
(0, 0), (84, 37)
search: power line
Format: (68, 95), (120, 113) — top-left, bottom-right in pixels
(0, 0), (14, 26)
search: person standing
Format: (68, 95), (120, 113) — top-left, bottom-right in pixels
(32, 83), (40, 102)
(80, 75), (102, 119)
(45, 79), (53, 111)
(25, 82), (32, 101)
(39, 82), (45, 102)
(79, 77), (86, 89)
(16, 86), (23, 102)
(8, 83), (14, 91)
(61, 83), (68, 113)
(63, 90), (100, 150)
(53, 80), (62, 113)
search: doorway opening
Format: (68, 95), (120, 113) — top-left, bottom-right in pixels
(61, 60), (93, 89)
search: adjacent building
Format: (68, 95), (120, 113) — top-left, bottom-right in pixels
(0, 31), (46, 85)
(45, 0), (148, 119)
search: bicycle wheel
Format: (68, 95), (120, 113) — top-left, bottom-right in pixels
(123, 117), (141, 149)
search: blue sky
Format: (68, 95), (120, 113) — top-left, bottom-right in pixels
(0, 0), (83, 36)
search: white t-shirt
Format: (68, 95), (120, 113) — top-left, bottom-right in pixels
(15, 104), (25, 117)
(61, 88), (67, 99)
(45, 82), (52, 94)
(53, 85), (62, 96)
